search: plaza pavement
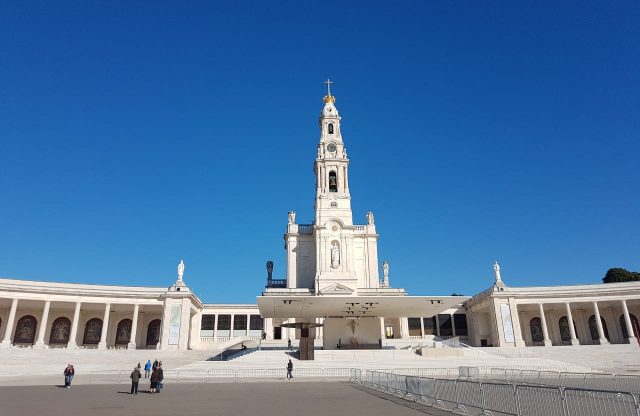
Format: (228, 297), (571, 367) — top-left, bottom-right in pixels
(0, 382), (450, 416)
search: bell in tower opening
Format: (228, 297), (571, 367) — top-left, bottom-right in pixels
(329, 171), (338, 192)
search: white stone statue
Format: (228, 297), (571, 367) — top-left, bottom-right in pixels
(288, 210), (296, 225)
(177, 259), (185, 281)
(493, 261), (502, 284)
(366, 211), (374, 225)
(330, 243), (340, 269)
(382, 261), (390, 288)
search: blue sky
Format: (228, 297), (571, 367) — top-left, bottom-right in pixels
(1, 1), (639, 303)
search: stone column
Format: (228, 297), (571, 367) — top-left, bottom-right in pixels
(1, 299), (19, 348)
(435, 315), (441, 337)
(68, 302), (81, 348)
(379, 317), (385, 342)
(419, 316), (425, 338)
(35, 300), (51, 348)
(400, 317), (409, 339)
(128, 304), (139, 349)
(538, 303), (551, 346)
(621, 300), (636, 343)
(98, 303), (111, 349)
(593, 301), (609, 345)
(451, 314), (457, 337)
(230, 314), (235, 339)
(246, 313), (251, 337)
(507, 299), (525, 347)
(565, 303), (579, 345)
(213, 314), (219, 342)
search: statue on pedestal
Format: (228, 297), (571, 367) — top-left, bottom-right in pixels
(330, 243), (340, 269)
(288, 210), (296, 225)
(177, 259), (185, 281)
(366, 211), (375, 225)
(382, 261), (390, 288)
(266, 260), (274, 282)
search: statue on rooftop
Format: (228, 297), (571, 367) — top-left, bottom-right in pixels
(266, 260), (274, 281)
(177, 259), (185, 281)
(366, 211), (374, 225)
(288, 210), (296, 225)
(382, 261), (390, 288)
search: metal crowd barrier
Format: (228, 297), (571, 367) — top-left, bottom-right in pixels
(489, 368), (640, 397)
(353, 369), (640, 416)
(86, 367), (354, 384)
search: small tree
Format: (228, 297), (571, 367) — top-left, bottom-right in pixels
(603, 268), (640, 283)
(450, 293), (465, 296)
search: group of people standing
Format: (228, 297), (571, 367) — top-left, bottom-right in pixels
(130, 359), (164, 394)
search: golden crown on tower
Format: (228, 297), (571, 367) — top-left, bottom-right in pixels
(323, 78), (336, 103)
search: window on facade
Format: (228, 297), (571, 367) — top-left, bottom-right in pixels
(328, 123), (334, 134)
(453, 314), (468, 336)
(588, 315), (610, 341)
(201, 315), (215, 331)
(423, 317), (436, 335)
(529, 317), (543, 343)
(249, 315), (263, 331)
(234, 315), (247, 330)
(408, 318), (422, 336)
(217, 314), (231, 331)
(438, 314), (453, 337)
(329, 171), (338, 192)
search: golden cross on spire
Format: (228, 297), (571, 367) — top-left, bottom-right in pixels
(324, 78), (333, 96)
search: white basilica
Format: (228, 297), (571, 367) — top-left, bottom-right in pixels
(0, 86), (639, 352)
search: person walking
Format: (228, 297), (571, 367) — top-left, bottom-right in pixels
(144, 360), (151, 378)
(150, 368), (159, 393)
(286, 359), (293, 380)
(63, 364), (75, 388)
(156, 363), (164, 393)
(130, 366), (141, 394)
(152, 359), (159, 372)
(287, 338), (292, 350)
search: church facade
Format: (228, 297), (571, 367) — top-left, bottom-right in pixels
(1, 88), (639, 351)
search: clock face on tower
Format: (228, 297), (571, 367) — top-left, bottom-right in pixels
(327, 143), (337, 153)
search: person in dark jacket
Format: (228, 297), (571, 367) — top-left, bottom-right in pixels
(286, 359), (293, 379)
(63, 364), (75, 388)
(150, 369), (159, 393)
(130, 366), (141, 394)
(156, 364), (164, 393)
(152, 359), (159, 371)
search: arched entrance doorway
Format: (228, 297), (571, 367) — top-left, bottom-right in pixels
(588, 315), (610, 343)
(146, 319), (161, 347)
(115, 319), (132, 346)
(619, 313), (640, 344)
(14, 315), (37, 345)
(49, 317), (71, 346)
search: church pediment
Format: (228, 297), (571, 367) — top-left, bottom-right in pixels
(320, 283), (354, 295)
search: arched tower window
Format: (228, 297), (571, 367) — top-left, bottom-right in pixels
(328, 123), (334, 134)
(329, 171), (338, 192)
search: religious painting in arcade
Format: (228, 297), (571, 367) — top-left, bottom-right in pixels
(146, 319), (161, 346)
(49, 317), (71, 344)
(83, 318), (103, 344)
(115, 319), (132, 345)
(14, 315), (37, 344)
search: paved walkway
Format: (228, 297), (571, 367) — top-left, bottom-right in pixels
(0, 382), (448, 416)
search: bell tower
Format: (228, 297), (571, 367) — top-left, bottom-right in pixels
(314, 79), (353, 226)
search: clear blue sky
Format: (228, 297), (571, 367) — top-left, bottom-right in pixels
(1, 1), (639, 303)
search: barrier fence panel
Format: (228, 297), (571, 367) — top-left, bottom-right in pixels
(434, 379), (458, 412)
(481, 382), (518, 416)
(455, 379), (483, 415)
(515, 384), (564, 416)
(564, 388), (640, 416)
